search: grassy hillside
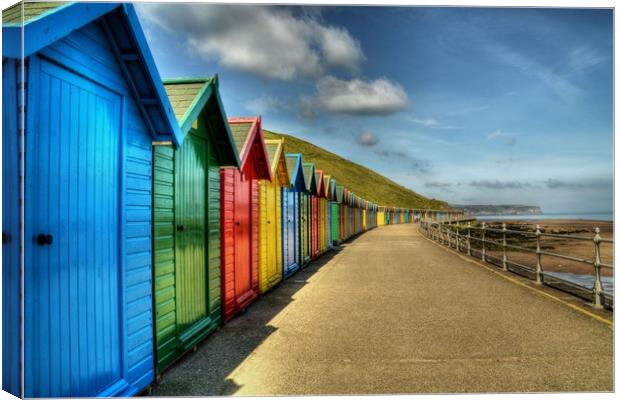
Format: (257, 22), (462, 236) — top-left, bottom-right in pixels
(264, 129), (447, 210)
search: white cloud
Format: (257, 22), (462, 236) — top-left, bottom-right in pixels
(567, 46), (607, 75)
(356, 131), (379, 146)
(137, 4), (364, 81)
(317, 25), (365, 71)
(407, 115), (460, 130)
(245, 95), (287, 114)
(487, 129), (504, 139)
(488, 42), (583, 100)
(316, 76), (408, 115)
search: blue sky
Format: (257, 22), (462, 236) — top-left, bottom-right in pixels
(137, 5), (613, 213)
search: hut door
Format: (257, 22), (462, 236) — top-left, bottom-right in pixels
(311, 197), (318, 256)
(300, 194), (308, 262)
(266, 182), (278, 280)
(26, 60), (122, 397)
(175, 131), (208, 340)
(286, 190), (296, 267)
(3, 58), (20, 396)
(234, 169), (252, 297)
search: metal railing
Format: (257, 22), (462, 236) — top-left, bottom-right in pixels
(419, 220), (613, 309)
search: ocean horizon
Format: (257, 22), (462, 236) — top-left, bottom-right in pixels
(475, 212), (613, 222)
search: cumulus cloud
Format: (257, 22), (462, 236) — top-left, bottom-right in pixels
(425, 181), (452, 188)
(137, 4), (364, 81)
(469, 180), (533, 189)
(356, 131), (379, 146)
(316, 76), (408, 115)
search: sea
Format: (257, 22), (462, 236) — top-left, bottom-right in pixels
(475, 212), (613, 222)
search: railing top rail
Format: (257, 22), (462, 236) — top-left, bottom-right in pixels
(418, 220), (614, 309)
(428, 220), (613, 245)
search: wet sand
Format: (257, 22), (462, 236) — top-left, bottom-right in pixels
(482, 219), (613, 277)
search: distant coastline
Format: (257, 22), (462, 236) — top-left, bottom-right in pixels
(452, 204), (543, 216)
(475, 212), (613, 222)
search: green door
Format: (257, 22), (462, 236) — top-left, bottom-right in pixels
(331, 203), (340, 244)
(153, 121), (221, 372)
(175, 131), (208, 339)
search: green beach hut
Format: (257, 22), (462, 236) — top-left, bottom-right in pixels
(152, 76), (240, 372)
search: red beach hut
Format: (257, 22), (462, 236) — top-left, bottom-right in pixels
(311, 169), (325, 259)
(221, 116), (272, 321)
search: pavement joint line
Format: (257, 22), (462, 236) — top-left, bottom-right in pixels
(418, 230), (614, 328)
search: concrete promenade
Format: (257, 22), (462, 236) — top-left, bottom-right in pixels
(151, 224), (613, 395)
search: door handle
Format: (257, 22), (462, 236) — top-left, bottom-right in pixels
(235, 221), (240, 226)
(36, 233), (53, 246)
(267, 220), (271, 224)
(176, 225), (184, 232)
(2, 232), (9, 244)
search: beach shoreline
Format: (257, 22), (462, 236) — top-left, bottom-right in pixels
(471, 219), (613, 278)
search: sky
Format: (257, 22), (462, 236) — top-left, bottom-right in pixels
(136, 5), (613, 213)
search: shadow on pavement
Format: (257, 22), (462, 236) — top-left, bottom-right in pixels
(148, 244), (346, 396)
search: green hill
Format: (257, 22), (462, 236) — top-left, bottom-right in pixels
(263, 129), (447, 210)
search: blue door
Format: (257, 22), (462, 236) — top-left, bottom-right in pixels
(283, 188), (298, 277)
(2, 59), (20, 397)
(25, 60), (123, 397)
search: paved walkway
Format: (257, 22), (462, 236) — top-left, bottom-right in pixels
(151, 224), (613, 395)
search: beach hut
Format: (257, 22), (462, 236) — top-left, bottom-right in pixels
(362, 201), (367, 231)
(152, 77), (239, 373)
(221, 116), (272, 321)
(2, 3), (184, 397)
(335, 185), (345, 243)
(343, 188), (350, 240)
(368, 204), (375, 229)
(323, 175), (332, 251)
(282, 154), (306, 278)
(349, 193), (356, 236)
(312, 169), (325, 259)
(301, 162), (316, 266)
(258, 139), (290, 293)
(331, 183), (342, 245)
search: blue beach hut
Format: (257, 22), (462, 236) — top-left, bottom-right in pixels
(2, 3), (183, 397)
(282, 153), (306, 278)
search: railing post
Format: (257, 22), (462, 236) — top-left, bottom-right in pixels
(456, 222), (460, 252)
(467, 222), (471, 256)
(592, 227), (604, 309)
(447, 223), (452, 248)
(481, 222), (486, 262)
(441, 223), (446, 244)
(502, 222), (508, 271)
(535, 224), (543, 284)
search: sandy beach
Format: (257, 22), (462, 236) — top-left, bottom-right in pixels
(476, 219), (613, 278)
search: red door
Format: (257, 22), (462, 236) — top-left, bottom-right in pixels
(311, 196), (319, 258)
(234, 169), (252, 299)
